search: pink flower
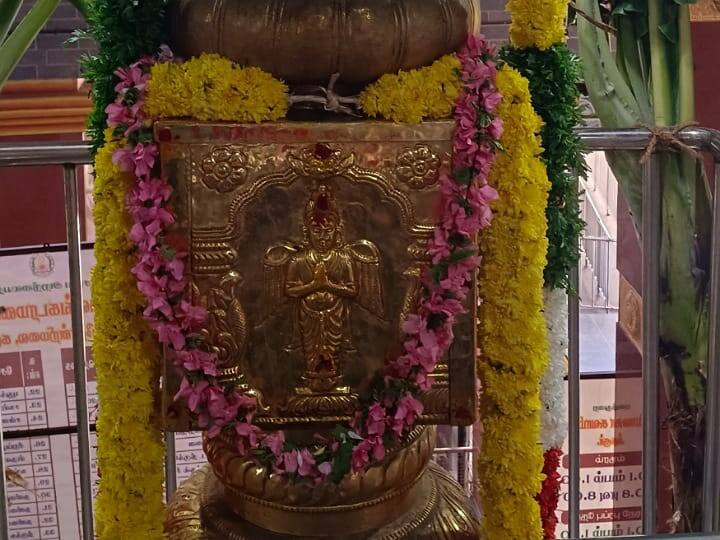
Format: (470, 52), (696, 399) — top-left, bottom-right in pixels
(408, 343), (440, 373)
(395, 394), (424, 425)
(318, 461), (332, 476)
(481, 87), (502, 113)
(114, 64), (149, 93)
(263, 432), (285, 457)
(174, 377), (209, 412)
(389, 352), (415, 378)
(112, 146), (135, 172)
(424, 293), (466, 320)
(472, 144), (496, 179)
(129, 219), (162, 250)
(153, 321), (185, 350)
(138, 177), (172, 203)
(463, 59), (491, 90)
(443, 200), (480, 237)
(415, 371), (432, 392)
(206, 386), (237, 423)
(440, 263), (471, 295)
(401, 314), (426, 337)
(176, 300), (208, 331)
(131, 143), (158, 178)
(366, 403), (387, 436)
(174, 349), (218, 376)
(297, 448), (317, 477)
(368, 436), (385, 461)
(106, 101), (132, 126)
(282, 450), (300, 474)
(468, 186), (497, 228)
(235, 422), (260, 455)
(462, 34), (490, 59)
(144, 294), (173, 320)
(351, 442), (370, 473)
(427, 228), (451, 264)
(166, 257), (185, 281)
(487, 117), (504, 140)
(453, 128), (479, 169)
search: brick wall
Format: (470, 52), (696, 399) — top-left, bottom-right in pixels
(10, 0), (95, 81)
(482, 0), (512, 46)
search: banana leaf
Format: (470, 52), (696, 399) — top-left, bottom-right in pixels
(0, 0), (61, 88)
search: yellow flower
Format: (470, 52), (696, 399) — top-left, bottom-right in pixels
(477, 65), (551, 540)
(92, 142), (165, 540)
(507, 0), (569, 49)
(146, 53), (289, 122)
(360, 55), (462, 123)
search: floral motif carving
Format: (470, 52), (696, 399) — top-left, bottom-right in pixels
(395, 144), (441, 189)
(287, 143), (355, 178)
(200, 145), (251, 193)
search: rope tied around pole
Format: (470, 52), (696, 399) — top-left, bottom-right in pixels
(639, 122), (701, 163)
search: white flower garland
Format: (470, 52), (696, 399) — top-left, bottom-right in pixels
(540, 287), (568, 450)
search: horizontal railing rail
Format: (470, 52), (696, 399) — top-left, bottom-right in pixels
(1, 126), (719, 540)
(1, 126), (719, 166)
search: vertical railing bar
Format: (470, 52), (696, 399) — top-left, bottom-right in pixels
(703, 161), (720, 531)
(568, 209), (582, 538)
(0, 422), (8, 540)
(165, 432), (177, 503)
(641, 155), (661, 535)
(63, 164), (95, 539)
(457, 426), (467, 489)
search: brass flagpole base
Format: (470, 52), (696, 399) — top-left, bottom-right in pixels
(165, 463), (478, 539)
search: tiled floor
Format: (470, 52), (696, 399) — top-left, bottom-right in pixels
(580, 307), (618, 373)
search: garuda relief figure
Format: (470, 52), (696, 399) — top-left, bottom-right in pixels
(263, 184), (385, 398)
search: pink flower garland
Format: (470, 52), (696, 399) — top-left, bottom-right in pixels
(106, 36), (502, 483)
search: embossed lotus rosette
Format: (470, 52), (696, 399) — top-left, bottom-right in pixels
(157, 120), (477, 432)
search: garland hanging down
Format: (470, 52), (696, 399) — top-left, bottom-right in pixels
(99, 35), (502, 484)
(500, 43), (585, 292)
(83, 0), (169, 536)
(92, 134), (166, 540)
(477, 65), (550, 540)
(501, 1), (585, 536)
(506, 0), (569, 50)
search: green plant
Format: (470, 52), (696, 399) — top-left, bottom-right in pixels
(576, 0), (708, 531)
(0, 0), (88, 87)
(500, 44), (586, 292)
(79, 0), (168, 156)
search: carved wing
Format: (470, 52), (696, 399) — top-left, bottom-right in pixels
(348, 240), (385, 319)
(262, 243), (298, 319)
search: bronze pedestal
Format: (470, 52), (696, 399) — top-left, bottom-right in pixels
(157, 120), (479, 538)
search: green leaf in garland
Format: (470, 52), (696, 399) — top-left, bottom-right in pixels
(454, 167), (473, 186)
(501, 44), (587, 292)
(82, 0), (169, 156)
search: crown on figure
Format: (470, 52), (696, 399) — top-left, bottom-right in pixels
(304, 184), (341, 227)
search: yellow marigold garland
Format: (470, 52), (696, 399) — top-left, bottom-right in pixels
(146, 53), (289, 122)
(92, 132), (165, 539)
(359, 55), (462, 124)
(477, 66), (550, 540)
(507, 0), (568, 50)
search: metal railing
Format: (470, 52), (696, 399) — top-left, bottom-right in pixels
(1, 126), (720, 539)
(566, 127), (720, 539)
(580, 177), (618, 310)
